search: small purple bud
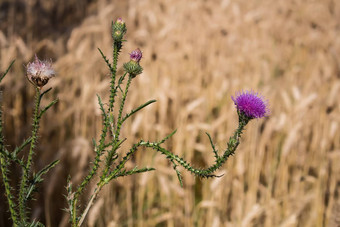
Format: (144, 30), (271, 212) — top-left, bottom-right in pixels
(232, 90), (269, 119)
(26, 55), (55, 88)
(116, 17), (125, 25)
(129, 48), (142, 63)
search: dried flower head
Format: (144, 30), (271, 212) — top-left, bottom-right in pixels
(129, 48), (142, 63)
(232, 90), (269, 119)
(26, 55), (55, 88)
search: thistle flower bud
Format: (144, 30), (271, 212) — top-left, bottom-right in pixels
(116, 17), (125, 25)
(112, 17), (127, 41)
(26, 55), (55, 88)
(113, 30), (123, 41)
(123, 48), (143, 78)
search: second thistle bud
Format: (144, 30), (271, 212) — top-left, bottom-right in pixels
(123, 48), (143, 78)
(112, 17), (127, 41)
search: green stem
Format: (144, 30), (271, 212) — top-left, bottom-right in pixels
(108, 41), (120, 112)
(0, 60), (15, 83)
(102, 75), (132, 179)
(76, 185), (103, 227)
(104, 141), (141, 184)
(74, 121), (108, 197)
(72, 41), (122, 224)
(116, 75), (132, 136)
(141, 118), (248, 178)
(0, 94), (18, 224)
(77, 142), (145, 226)
(74, 140), (131, 226)
(71, 88), (111, 225)
(71, 114), (109, 227)
(0, 155), (18, 225)
(18, 87), (41, 222)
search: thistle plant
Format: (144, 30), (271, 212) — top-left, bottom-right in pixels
(0, 56), (58, 226)
(65, 18), (269, 227)
(0, 18), (269, 227)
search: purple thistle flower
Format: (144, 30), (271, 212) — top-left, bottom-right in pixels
(129, 48), (142, 63)
(26, 55), (55, 88)
(232, 90), (269, 119)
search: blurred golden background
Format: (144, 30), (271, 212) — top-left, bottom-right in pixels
(0, 0), (339, 226)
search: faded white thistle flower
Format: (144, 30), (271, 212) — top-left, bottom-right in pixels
(26, 55), (55, 88)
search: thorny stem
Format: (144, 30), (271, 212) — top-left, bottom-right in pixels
(72, 109), (108, 201)
(0, 92), (18, 225)
(18, 87), (41, 222)
(66, 19), (263, 226)
(108, 39), (120, 112)
(75, 118), (249, 226)
(72, 37), (124, 227)
(102, 75), (132, 179)
(76, 185), (102, 227)
(0, 155), (18, 225)
(77, 142), (141, 226)
(117, 75), (132, 134)
(140, 117), (249, 178)
(71, 118), (109, 225)
(0, 62), (18, 225)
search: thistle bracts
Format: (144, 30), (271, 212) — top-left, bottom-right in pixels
(124, 48), (143, 78)
(112, 17), (127, 42)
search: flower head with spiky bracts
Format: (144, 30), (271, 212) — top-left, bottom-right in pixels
(123, 48), (143, 77)
(26, 55), (55, 88)
(232, 90), (269, 119)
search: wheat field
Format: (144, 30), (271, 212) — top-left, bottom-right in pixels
(0, 0), (339, 226)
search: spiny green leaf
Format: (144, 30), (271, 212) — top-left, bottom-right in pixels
(117, 72), (127, 89)
(96, 94), (108, 119)
(171, 160), (183, 187)
(25, 160), (59, 200)
(92, 138), (97, 150)
(158, 129), (177, 145)
(122, 99), (156, 123)
(38, 99), (58, 119)
(14, 137), (32, 156)
(98, 48), (115, 76)
(108, 166), (156, 181)
(206, 132), (219, 159)
(40, 87), (52, 99)
(0, 60), (15, 83)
